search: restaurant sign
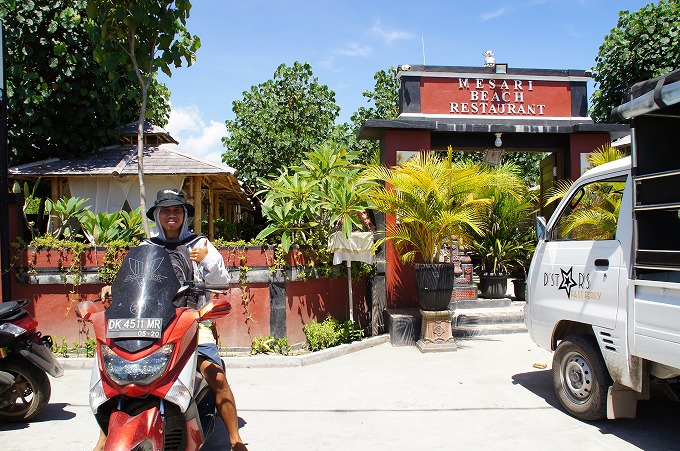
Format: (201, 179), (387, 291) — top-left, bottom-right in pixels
(419, 76), (574, 118)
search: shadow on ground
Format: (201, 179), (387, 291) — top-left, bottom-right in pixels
(202, 416), (248, 450)
(0, 402), (77, 431)
(513, 369), (680, 449)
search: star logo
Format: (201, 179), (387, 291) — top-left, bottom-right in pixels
(558, 267), (577, 299)
(124, 257), (167, 287)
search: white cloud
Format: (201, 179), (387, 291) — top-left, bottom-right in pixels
(165, 104), (204, 134)
(481, 1), (550, 21)
(371, 20), (413, 44)
(337, 42), (373, 57)
(165, 105), (227, 165)
(480, 8), (508, 21)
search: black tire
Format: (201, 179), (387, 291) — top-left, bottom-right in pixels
(0, 356), (51, 422)
(552, 334), (612, 421)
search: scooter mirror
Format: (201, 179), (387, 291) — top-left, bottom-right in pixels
(75, 300), (99, 321)
(199, 299), (232, 321)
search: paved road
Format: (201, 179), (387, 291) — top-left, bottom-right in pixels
(1, 333), (679, 450)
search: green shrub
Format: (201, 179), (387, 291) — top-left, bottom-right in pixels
(303, 316), (364, 352)
(250, 335), (275, 355)
(81, 208), (147, 246)
(84, 339), (96, 358)
(303, 317), (339, 351)
(274, 337), (291, 355)
(250, 335), (292, 355)
(338, 319), (364, 343)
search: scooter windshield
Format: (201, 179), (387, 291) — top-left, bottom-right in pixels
(106, 244), (181, 352)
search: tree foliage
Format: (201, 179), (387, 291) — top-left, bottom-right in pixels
(256, 141), (373, 252)
(222, 62), (340, 196)
(451, 150), (546, 187)
(0, 0), (170, 166)
(86, 0), (200, 235)
(470, 171), (537, 275)
(590, 0), (680, 123)
(334, 67), (400, 164)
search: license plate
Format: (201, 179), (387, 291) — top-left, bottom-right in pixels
(106, 318), (162, 339)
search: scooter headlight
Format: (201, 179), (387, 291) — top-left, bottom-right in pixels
(102, 344), (174, 386)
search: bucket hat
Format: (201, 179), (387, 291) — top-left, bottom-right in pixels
(146, 189), (195, 220)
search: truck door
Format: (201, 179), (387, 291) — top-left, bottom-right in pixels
(529, 174), (627, 335)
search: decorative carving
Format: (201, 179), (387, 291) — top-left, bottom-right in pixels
(445, 235), (477, 301)
(420, 310), (454, 344)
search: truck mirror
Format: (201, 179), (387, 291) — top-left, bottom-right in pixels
(536, 216), (547, 241)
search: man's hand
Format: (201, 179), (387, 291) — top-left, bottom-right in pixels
(190, 242), (209, 263)
(100, 285), (112, 309)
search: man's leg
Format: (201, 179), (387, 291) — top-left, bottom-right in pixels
(93, 428), (106, 451)
(198, 357), (247, 450)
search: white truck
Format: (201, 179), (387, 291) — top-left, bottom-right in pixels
(525, 69), (680, 421)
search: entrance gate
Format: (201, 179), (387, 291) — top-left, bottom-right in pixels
(358, 63), (628, 333)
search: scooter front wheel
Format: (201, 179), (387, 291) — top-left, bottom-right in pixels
(0, 356), (51, 422)
(131, 440), (155, 451)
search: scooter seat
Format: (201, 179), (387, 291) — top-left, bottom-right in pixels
(0, 300), (28, 320)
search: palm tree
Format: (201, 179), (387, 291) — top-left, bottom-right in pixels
(545, 145), (626, 206)
(545, 145), (627, 241)
(471, 174), (537, 276)
(364, 147), (524, 264)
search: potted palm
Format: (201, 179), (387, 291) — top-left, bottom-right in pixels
(508, 213), (537, 301)
(365, 148), (523, 310)
(470, 166), (534, 299)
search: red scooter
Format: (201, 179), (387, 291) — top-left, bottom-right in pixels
(76, 244), (231, 450)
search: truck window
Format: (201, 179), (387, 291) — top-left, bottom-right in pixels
(552, 176), (627, 241)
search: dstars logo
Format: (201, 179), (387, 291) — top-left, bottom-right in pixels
(543, 266), (593, 299)
(557, 267), (578, 299)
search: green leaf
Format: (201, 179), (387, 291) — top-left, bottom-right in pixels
(281, 232), (291, 253)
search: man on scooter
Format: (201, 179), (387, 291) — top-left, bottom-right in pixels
(94, 188), (247, 451)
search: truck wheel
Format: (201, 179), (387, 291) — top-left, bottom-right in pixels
(0, 357), (51, 422)
(553, 334), (612, 421)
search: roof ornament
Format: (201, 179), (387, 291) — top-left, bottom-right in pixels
(483, 50), (496, 67)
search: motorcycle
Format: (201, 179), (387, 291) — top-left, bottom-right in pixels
(0, 298), (64, 422)
(76, 244), (231, 451)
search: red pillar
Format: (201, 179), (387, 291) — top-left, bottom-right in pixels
(382, 130), (432, 309)
(569, 134), (613, 180)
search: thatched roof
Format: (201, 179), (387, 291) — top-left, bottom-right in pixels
(9, 145), (237, 178)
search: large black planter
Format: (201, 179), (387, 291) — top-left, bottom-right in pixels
(415, 263), (455, 311)
(479, 274), (508, 299)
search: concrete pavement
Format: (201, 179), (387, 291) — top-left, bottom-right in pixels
(2, 333), (680, 450)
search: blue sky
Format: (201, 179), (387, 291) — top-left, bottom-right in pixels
(159, 0), (653, 164)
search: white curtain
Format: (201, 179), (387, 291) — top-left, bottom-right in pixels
(68, 175), (185, 216)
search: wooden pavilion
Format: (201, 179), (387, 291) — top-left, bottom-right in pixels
(8, 121), (253, 239)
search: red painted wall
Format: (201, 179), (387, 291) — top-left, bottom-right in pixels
(8, 246), (367, 349)
(212, 284), (272, 349)
(12, 283), (102, 346)
(569, 134), (613, 180)
(285, 278), (367, 345)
